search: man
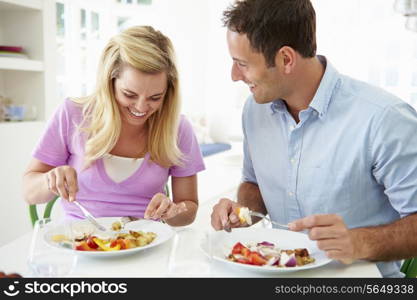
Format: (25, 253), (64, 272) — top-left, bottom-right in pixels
(210, 0), (417, 277)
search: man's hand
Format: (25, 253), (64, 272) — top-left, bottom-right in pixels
(289, 214), (359, 264)
(211, 198), (244, 231)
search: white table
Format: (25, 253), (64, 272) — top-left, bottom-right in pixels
(0, 198), (381, 278)
(0, 148), (381, 277)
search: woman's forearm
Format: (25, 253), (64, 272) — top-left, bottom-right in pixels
(23, 171), (56, 205)
(164, 200), (198, 226)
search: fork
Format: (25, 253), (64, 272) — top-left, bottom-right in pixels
(120, 216), (165, 228)
(120, 216), (139, 228)
(223, 210), (289, 232)
(248, 210), (290, 229)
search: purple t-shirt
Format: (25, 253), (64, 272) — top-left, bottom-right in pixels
(33, 98), (205, 219)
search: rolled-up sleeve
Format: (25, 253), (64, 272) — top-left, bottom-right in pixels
(371, 103), (417, 217)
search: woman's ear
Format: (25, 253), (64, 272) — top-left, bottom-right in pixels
(275, 46), (297, 74)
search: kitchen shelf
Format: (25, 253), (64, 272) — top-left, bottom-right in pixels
(0, 57), (43, 71)
(0, 0), (56, 123)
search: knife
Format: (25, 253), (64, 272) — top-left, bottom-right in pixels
(73, 200), (107, 232)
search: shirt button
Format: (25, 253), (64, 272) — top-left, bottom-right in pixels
(288, 192), (294, 196)
(290, 158), (296, 164)
(289, 125), (295, 131)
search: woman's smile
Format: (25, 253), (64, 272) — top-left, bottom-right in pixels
(127, 107), (147, 118)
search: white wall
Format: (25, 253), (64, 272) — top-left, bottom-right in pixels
(0, 122), (45, 244)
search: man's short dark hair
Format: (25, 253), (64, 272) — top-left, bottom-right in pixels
(223, 0), (317, 67)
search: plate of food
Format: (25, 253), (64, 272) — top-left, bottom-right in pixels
(200, 227), (332, 273)
(44, 217), (175, 257)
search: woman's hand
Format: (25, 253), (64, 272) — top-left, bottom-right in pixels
(45, 166), (78, 202)
(144, 193), (187, 221)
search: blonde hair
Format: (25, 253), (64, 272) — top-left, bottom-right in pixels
(73, 26), (182, 168)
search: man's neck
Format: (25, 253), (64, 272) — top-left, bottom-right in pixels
(284, 56), (325, 123)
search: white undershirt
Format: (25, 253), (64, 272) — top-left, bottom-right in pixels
(103, 154), (144, 183)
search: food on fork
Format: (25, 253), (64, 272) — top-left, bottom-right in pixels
(236, 207), (252, 225)
(111, 221), (122, 231)
(227, 241), (315, 267)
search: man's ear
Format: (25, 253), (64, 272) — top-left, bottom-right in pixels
(275, 46), (297, 74)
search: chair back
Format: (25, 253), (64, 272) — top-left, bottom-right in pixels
(29, 197), (58, 227)
(401, 258), (417, 278)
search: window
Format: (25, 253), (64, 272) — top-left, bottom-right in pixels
(91, 12), (100, 39)
(313, 0), (417, 108)
(55, 0), (155, 100)
(55, 1), (107, 98)
(115, 0), (152, 4)
(410, 93), (417, 106)
(56, 3), (65, 37)
(80, 9), (87, 40)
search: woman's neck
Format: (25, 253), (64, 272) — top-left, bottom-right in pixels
(121, 120), (148, 139)
(111, 121), (148, 158)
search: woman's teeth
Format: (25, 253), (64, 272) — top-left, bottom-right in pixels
(128, 108), (146, 117)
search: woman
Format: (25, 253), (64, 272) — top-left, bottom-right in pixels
(23, 26), (205, 226)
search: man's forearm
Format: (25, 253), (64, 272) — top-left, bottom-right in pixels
(351, 213), (417, 261)
(237, 181), (267, 215)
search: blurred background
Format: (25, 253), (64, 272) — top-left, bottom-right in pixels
(1, 0), (417, 246)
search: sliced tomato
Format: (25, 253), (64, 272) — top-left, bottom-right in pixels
(75, 241), (96, 251)
(241, 247), (251, 259)
(110, 239), (128, 250)
(249, 252), (267, 266)
(231, 242), (246, 254)
(235, 258), (251, 265)
(93, 238), (121, 251)
(86, 236), (99, 249)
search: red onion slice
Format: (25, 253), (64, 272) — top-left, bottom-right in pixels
(257, 241), (275, 247)
(285, 256), (297, 267)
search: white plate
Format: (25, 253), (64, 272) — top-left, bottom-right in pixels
(44, 217), (175, 257)
(201, 227), (332, 273)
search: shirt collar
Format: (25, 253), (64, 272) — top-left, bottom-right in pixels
(270, 55), (341, 118)
(270, 99), (286, 114)
(308, 55), (341, 119)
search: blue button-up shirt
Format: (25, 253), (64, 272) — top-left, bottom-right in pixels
(242, 56), (417, 277)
